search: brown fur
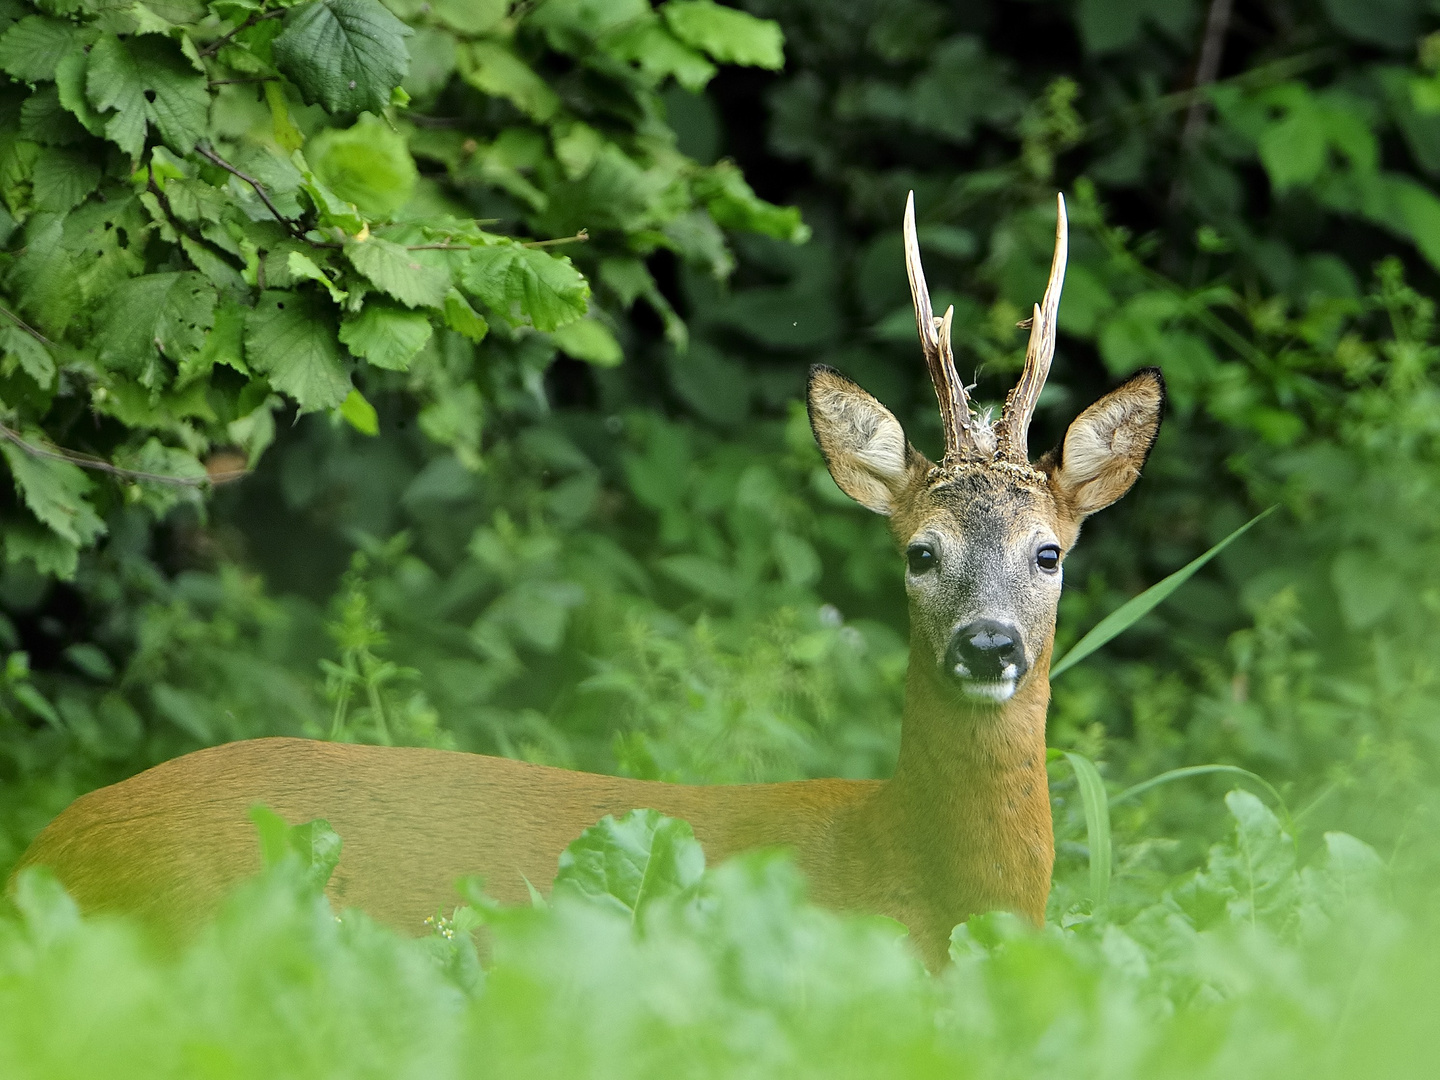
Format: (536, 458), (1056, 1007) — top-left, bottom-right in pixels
(11, 366), (1163, 971)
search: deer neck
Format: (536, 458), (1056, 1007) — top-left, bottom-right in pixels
(829, 641), (1054, 959)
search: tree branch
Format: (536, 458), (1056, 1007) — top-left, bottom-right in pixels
(0, 424), (246, 488)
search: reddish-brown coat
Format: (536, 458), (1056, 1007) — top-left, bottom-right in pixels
(16, 641), (1051, 968)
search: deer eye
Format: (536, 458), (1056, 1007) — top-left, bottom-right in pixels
(906, 543), (936, 575)
(1036, 544), (1061, 572)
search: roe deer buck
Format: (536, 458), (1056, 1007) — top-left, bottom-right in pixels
(13, 193), (1163, 968)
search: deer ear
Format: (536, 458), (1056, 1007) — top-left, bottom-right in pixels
(807, 365), (929, 516)
(1044, 368), (1165, 518)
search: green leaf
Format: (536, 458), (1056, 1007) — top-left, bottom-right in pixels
(0, 324), (55, 389)
(272, 0), (412, 116)
(112, 438), (207, 515)
(338, 301), (432, 370)
(0, 15), (80, 83)
(442, 288), (488, 342)
(694, 161), (809, 242)
(85, 33), (208, 157)
(339, 386), (378, 435)
(1192, 790), (1298, 927)
(32, 147), (100, 212)
(307, 114), (417, 217)
(4, 521), (79, 579)
(244, 289), (353, 412)
(553, 809), (705, 924)
(603, 20), (716, 91)
(287, 251), (349, 304)
(462, 243), (589, 331)
(96, 271), (217, 379)
(344, 237), (450, 309)
(54, 49), (105, 137)
(459, 41), (560, 122)
(1111, 764), (1293, 834)
(248, 806), (343, 894)
(1059, 750), (1111, 908)
(551, 318), (622, 366)
(0, 435), (107, 547)
(1049, 506), (1277, 680)
(663, 1), (784, 69)
(428, 0), (507, 36)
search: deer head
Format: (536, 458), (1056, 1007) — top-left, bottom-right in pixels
(808, 194), (1165, 704)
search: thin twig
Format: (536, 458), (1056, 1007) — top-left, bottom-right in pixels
(0, 423), (245, 487)
(194, 143), (304, 239)
(0, 304), (52, 347)
(197, 8), (285, 59)
(520, 229), (589, 249)
(1182, 0), (1236, 147)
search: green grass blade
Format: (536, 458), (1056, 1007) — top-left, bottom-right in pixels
(1062, 751), (1112, 908)
(1049, 506), (1277, 681)
(1110, 763), (1295, 839)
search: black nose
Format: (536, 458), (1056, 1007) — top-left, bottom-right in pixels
(945, 620), (1028, 684)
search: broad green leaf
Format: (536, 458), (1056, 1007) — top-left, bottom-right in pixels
(0, 324), (55, 388)
(442, 288), (488, 342)
(0, 15), (80, 83)
(249, 806), (344, 894)
(8, 213), (80, 336)
(32, 147), (100, 212)
(459, 41), (560, 121)
(339, 386), (379, 435)
(553, 809), (705, 924)
(272, 0), (412, 116)
(344, 237), (450, 309)
(1189, 790), (1298, 928)
(307, 114), (417, 217)
(85, 33), (208, 157)
(8, 867), (81, 946)
(1049, 507), (1276, 680)
(3, 520), (79, 579)
(428, 0), (507, 37)
(54, 49), (105, 136)
(663, 1), (784, 69)
(694, 161), (809, 242)
(551, 317), (622, 366)
(113, 438), (207, 515)
(263, 80), (304, 153)
(462, 243), (589, 331)
(0, 435), (107, 547)
(339, 301), (432, 370)
(244, 289), (353, 413)
(603, 20), (716, 91)
(287, 251), (349, 304)
(96, 271), (217, 378)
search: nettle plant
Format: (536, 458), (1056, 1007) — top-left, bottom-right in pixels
(0, 0), (801, 579)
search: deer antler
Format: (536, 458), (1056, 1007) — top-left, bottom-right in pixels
(904, 191), (973, 466)
(997, 193), (1068, 463)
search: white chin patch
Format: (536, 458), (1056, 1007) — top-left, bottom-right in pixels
(959, 679), (1018, 703)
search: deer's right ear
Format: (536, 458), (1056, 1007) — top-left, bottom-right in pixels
(807, 365), (929, 516)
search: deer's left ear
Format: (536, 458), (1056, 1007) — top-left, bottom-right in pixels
(1041, 368), (1165, 518)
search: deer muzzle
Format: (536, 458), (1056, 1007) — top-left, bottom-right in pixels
(943, 619), (1029, 702)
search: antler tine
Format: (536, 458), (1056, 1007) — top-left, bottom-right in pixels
(1000, 193), (1069, 462)
(904, 190), (971, 464)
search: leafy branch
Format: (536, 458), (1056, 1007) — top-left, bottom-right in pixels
(0, 424), (246, 488)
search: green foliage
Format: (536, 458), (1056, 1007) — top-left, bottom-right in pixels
(4, 0), (1440, 1069)
(0, 801), (1429, 1077)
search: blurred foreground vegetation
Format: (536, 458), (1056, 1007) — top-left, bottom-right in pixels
(1, 0), (1440, 1074)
